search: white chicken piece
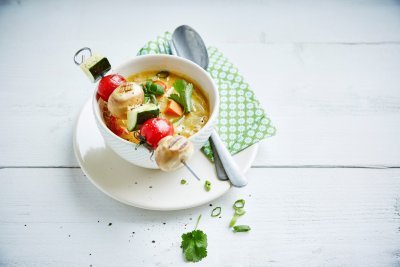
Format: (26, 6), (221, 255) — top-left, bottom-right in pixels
(107, 82), (144, 119)
(155, 135), (194, 171)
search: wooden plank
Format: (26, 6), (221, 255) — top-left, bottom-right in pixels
(1, 1), (400, 167)
(0, 168), (399, 266)
(1, 0), (400, 44)
(228, 43), (400, 166)
(1, 42), (400, 167)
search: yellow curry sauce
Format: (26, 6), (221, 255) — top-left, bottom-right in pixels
(101, 70), (210, 143)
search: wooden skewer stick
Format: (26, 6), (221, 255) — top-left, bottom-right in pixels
(182, 161), (201, 181)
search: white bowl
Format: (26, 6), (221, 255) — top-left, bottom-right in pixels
(92, 54), (219, 169)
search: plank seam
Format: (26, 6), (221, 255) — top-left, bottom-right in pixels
(1, 165), (400, 169)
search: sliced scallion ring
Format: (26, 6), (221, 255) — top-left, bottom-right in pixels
(204, 180), (211, 192)
(233, 225), (251, 233)
(234, 208), (246, 216)
(211, 207), (221, 217)
(233, 199), (245, 209)
(150, 94), (158, 104)
(229, 214), (238, 228)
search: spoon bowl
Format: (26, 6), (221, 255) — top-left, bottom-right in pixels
(172, 25), (209, 70)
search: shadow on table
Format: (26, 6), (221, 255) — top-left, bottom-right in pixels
(66, 146), (237, 223)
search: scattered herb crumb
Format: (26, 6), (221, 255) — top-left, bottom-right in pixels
(229, 199), (246, 228)
(24, 225), (27, 227)
(68, 235), (71, 237)
(163, 222), (166, 225)
(211, 207), (222, 217)
(233, 225), (251, 233)
(149, 186), (153, 189)
(181, 215), (207, 262)
(97, 220), (100, 223)
(152, 240), (155, 243)
(132, 232), (135, 234)
(108, 223), (112, 226)
(180, 179), (187, 185)
(204, 180), (211, 191)
(209, 204), (212, 207)
(234, 199), (245, 209)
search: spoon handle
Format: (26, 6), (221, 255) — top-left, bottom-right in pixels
(209, 137), (229, 180)
(210, 129), (248, 187)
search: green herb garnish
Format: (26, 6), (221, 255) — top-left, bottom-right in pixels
(150, 94), (158, 104)
(233, 225), (251, 233)
(233, 199), (245, 209)
(211, 207), (221, 217)
(169, 79), (193, 114)
(204, 180), (211, 192)
(181, 179), (187, 185)
(234, 208), (246, 216)
(144, 81), (152, 93)
(142, 81), (164, 105)
(181, 215), (207, 262)
(229, 214), (238, 227)
(149, 83), (164, 95)
(229, 199), (246, 227)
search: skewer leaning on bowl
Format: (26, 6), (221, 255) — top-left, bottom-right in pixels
(74, 47), (203, 182)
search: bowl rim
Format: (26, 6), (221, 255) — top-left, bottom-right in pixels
(92, 54), (220, 147)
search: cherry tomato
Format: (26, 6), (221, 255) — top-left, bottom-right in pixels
(98, 74), (126, 101)
(140, 118), (174, 149)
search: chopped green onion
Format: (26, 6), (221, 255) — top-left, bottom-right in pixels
(211, 207), (221, 217)
(204, 180), (211, 192)
(150, 94), (158, 104)
(234, 208), (246, 216)
(149, 83), (164, 95)
(143, 81), (152, 93)
(229, 199), (246, 228)
(181, 179), (187, 185)
(233, 199), (245, 209)
(157, 70), (169, 78)
(195, 214), (202, 230)
(229, 214), (238, 227)
(233, 225), (251, 233)
(144, 95), (150, 103)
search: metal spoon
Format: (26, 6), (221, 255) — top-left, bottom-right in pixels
(171, 25), (229, 182)
(170, 25), (248, 187)
(169, 26), (228, 181)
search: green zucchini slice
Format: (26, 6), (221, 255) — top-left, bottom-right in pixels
(127, 103), (159, 131)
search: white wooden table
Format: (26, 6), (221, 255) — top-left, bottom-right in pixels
(1, 1), (400, 266)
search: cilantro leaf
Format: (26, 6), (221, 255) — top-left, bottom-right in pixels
(169, 79), (193, 113)
(181, 230), (208, 262)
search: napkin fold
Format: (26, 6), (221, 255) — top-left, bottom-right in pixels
(138, 32), (276, 161)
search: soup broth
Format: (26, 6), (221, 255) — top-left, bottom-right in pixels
(101, 70), (210, 143)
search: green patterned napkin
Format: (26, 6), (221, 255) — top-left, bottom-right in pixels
(138, 32), (276, 161)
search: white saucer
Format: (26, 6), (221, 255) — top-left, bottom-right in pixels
(73, 98), (258, 210)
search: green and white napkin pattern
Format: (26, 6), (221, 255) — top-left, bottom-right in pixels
(138, 32), (276, 161)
